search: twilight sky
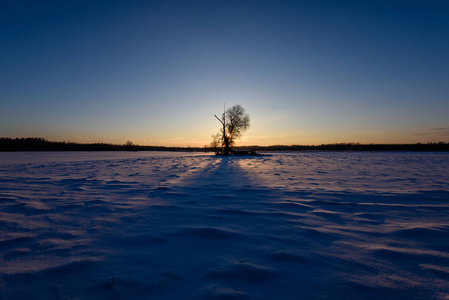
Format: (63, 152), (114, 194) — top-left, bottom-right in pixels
(1, 0), (448, 146)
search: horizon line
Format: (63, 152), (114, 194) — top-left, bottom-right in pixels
(1, 137), (449, 149)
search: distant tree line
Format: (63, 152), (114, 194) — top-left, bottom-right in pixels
(0, 138), (202, 152)
(235, 142), (449, 152)
(1, 138), (448, 152)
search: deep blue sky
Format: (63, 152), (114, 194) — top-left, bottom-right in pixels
(1, 0), (448, 146)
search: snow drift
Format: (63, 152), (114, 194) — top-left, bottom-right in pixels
(0, 151), (448, 299)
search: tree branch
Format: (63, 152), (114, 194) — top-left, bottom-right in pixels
(214, 114), (224, 125)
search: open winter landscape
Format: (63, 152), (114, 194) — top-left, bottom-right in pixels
(1, 151), (448, 299)
(2, 0), (449, 298)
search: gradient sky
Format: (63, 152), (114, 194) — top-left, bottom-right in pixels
(1, 0), (449, 146)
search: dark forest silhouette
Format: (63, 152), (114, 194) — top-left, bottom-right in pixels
(1, 137), (449, 152)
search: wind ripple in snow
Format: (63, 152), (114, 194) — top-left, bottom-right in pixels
(0, 152), (448, 299)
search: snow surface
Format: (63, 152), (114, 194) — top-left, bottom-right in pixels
(0, 151), (448, 299)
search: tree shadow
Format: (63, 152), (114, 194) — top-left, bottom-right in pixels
(178, 156), (257, 191)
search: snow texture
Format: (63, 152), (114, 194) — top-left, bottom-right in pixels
(0, 151), (448, 299)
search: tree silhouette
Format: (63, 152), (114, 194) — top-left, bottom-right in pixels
(212, 104), (250, 155)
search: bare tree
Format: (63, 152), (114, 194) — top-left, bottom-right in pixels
(212, 104), (250, 155)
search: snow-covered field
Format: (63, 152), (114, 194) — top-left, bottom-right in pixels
(1, 151), (448, 299)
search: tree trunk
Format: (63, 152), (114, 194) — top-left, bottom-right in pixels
(215, 105), (231, 155)
(223, 112), (229, 155)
